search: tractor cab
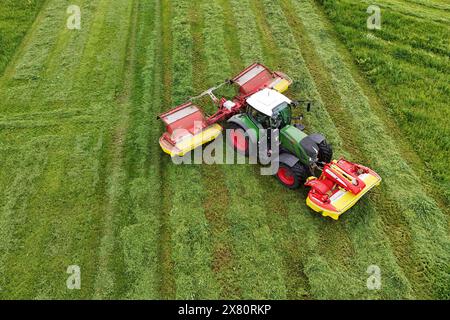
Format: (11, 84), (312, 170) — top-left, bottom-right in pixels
(246, 88), (293, 129)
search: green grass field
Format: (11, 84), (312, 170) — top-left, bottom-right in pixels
(0, 0), (448, 299)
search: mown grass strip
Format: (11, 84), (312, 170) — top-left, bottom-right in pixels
(0, 0), (46, 76)
(118, 0), (163, 299)
(158, 0), (176, 299)
(0, 0), (119, 299)
(193, 0), (239, 299)
(297, 0), (450, 299)
(33, 0), (102, 104)
(228, 0), (264, 65)
(92, 0), (135, 299)
(0, 139), (50, 298)
(256, 0), (413, 299)
(167, 0), (219, 299)
(0, 0), (69, 112)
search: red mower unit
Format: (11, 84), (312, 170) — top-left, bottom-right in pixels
(305, 159), (381, 220)
(157, 63), (381, 220)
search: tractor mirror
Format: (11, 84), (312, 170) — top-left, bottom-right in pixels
(291, 100), (300, 107)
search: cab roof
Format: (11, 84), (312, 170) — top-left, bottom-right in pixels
(247, 88), (292, 116)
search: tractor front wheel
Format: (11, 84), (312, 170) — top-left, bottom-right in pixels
(276, 162), (309, 189)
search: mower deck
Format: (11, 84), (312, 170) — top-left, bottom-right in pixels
(159, 123), (222, 157)
(157, 102), (223, 157)
(305, 159), (381, 220)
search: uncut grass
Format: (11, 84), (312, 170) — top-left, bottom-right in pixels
(0, 0), (46, 76)
(256, 0), (412, 298)
(165, 0), (219, 299)
(299, 0), (450, 298)
(363, 0), (450, 25)
(319, 0), (450, 205)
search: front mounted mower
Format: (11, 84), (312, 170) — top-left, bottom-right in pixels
(157, 63), (381, 220)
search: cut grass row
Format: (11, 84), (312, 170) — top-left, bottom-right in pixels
(0, 0), (46, 76)
(195, 0), (238, 298)
(93, 0), (135, 299)
(297, 0), (450, 299)
(203, 0), (289, 299)
(255, 0), (412, 299)
(0, 0), (134, 298)
(158, 0), (176, 299)
(119, 0), (162, 299)
(166, 0), (219, 299)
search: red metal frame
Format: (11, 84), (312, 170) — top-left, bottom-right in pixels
(157, 62), (292, 131)
(305, 159), (378, 208)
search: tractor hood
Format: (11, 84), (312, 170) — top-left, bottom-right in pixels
(280, 125), (310, 163)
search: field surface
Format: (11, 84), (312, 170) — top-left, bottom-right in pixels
(0, 0), (448, 299)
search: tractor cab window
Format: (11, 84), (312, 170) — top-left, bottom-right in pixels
(248, 106), (270, 128)
(272, 102), (291, 128)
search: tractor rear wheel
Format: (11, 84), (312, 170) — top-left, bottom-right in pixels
(276, 162), (310, 189)
(227, 123), (250, 156)
(318, 140), (333, 164)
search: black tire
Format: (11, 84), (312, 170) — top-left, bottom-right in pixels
(317, 140), (333, 164)
(276, 161), (310, 189)
(226, 122), (250, 156)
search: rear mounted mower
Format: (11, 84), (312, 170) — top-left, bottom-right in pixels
(157, 62), (381, 220)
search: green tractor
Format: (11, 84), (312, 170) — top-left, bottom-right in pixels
(226, 88), (333, 188)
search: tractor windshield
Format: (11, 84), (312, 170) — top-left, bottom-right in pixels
(272, 102), (291, 127)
